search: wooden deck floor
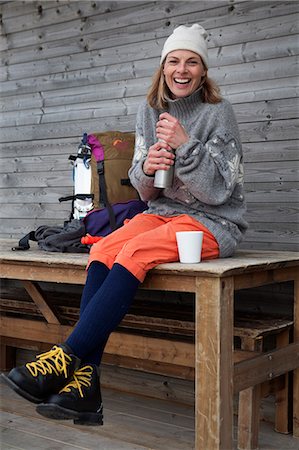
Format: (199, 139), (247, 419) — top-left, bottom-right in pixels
(1, 370), (299, 450)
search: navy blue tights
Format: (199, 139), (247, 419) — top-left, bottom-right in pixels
(75, 261), (110, 364)
(79, 261), (110, 315)
(66, 262), (140, 366)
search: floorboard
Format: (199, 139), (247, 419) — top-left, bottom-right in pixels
(1, 376), (298, 450)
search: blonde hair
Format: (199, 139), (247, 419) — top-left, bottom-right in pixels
(147, 64), (222, 110)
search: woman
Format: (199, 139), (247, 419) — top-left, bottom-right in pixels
(2, 24), (247, 426)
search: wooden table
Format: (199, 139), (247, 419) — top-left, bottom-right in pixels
(0, 238), (298, 450)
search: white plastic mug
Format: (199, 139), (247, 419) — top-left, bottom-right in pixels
(176, 231), (204, 263)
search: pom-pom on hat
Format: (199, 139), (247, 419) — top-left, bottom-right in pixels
(160, 24), (209, 68)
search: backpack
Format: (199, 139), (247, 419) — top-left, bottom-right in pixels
(60, 131), (139, 230)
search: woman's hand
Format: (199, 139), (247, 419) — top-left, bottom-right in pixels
(143, 141), (175, 176)
(156, 112), (189, 149)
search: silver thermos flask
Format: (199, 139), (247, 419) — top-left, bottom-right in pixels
(154, 150), (174, 188)
(154, 120), (174, 189)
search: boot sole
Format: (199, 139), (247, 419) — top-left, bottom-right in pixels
(36, 403), (104, 426)
(1, 373), (44, 404)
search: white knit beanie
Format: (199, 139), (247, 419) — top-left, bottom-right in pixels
(160, 24), (209, 68)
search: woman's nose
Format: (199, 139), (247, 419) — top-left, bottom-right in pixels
(176, 62), (187, 72)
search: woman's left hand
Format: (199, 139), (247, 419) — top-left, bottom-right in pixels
(156, 112), (189, 149)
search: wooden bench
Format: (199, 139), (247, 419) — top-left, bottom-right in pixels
(235, 315), (293, 449)
(1, 295), (292, 450)
(0, 238), (298, 450)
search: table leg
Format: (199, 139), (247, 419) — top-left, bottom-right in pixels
(195, 276), (234, 450)
(0, 342), (16, 371)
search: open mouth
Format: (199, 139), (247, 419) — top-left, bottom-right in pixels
(174, 78), (191, 85)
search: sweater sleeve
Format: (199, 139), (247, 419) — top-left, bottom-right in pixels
(128, 101), (161, 201)
(175, 100), (244, 206)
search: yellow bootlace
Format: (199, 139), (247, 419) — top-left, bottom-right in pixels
(59, 365), (93, 398)
(26, 346), (72, 378)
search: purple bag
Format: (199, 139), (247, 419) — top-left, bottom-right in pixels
(83, 199), (148, 237)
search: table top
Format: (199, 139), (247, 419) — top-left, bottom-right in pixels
(1, 238), (298, 278)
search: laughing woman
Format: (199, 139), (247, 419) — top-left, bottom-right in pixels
(2, 24), (247, 425)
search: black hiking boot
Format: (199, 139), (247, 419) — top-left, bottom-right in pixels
(1, 344), (81, 404)
(36, 364), (103, 426)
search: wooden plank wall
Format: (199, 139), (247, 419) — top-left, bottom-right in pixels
(0, 0), (298, 250)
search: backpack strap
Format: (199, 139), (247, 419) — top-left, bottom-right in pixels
(96, 160), (117, 231)
(87, 134), (117, 232)
(58, 193), (94, 203)
(11, 230), (37, 251)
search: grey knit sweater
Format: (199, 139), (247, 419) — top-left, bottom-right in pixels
(128, 89), (248, 257)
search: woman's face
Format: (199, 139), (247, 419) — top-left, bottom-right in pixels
(163, 50), (206, 99)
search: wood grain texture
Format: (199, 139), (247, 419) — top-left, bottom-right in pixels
(0, 2), (298, 251)
(195, 276), (234, 450)
(293, 274), (299, 437)
(2, 374), (298, 450)
(22, 280), (60, 324)
(0, 237), (298, 449)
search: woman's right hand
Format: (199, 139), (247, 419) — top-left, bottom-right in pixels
(143, 141), (175, 176)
